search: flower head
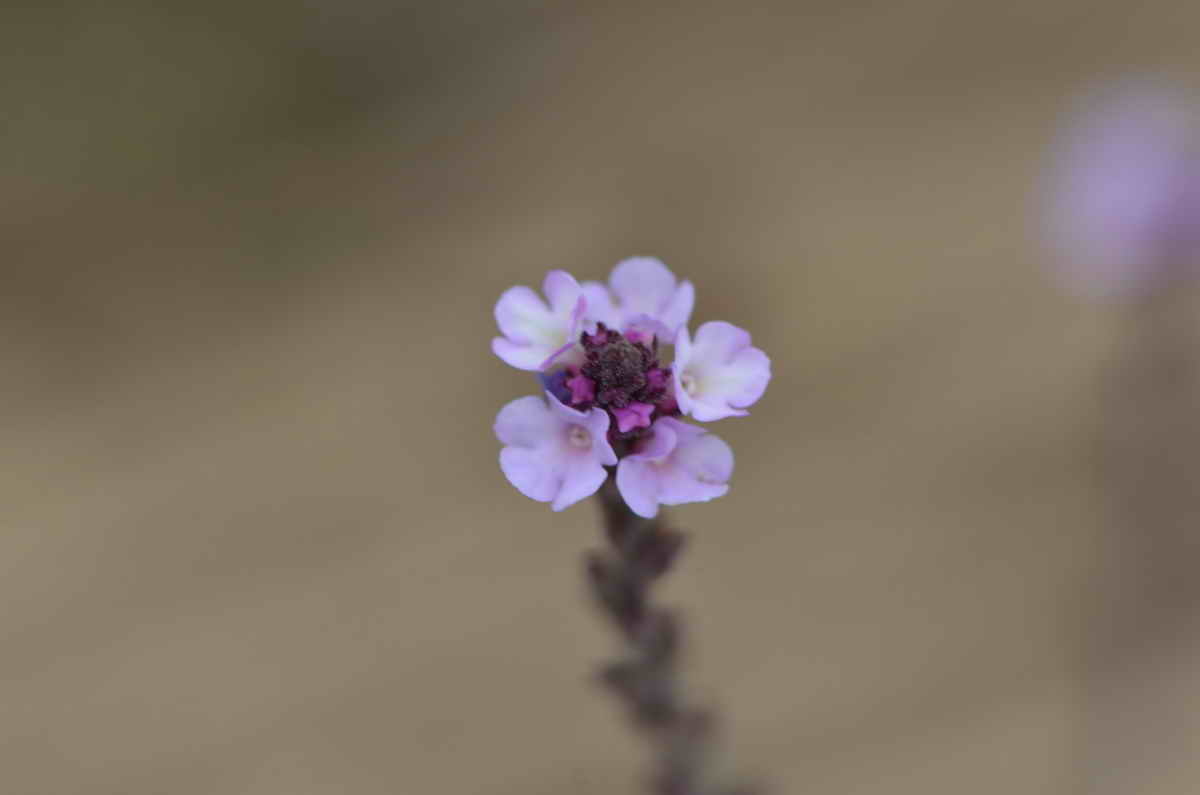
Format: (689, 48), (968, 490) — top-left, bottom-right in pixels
(615, 417), (734, 518)
(494, 392), (617, 511)
(492, 257), (769, 515)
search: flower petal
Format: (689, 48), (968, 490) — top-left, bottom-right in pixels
(552, 454), (609, 511)
(674, 321), (770, 421)
(494, 395), (557, 447)
(545, 391), (617, 465)
(581, 281), (622, 329)
(656, 422), (733, 506)
(616, 458), (662, 518)
(615, 418), (731, 516)
(494, 286), (556, 345)
(608, 257), (694, 335)
(656, 279), (694, 337)
(492, 337), (560, 371)
(500, 446), (562, 503)
(543, 270), (583, 314)
(672, 326), (696, 417)
(615, 418), (678, 518)
(496, 393), (615, 509)
(492, 271), (584, 371)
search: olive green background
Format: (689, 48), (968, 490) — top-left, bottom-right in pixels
(4, 2), (1200, 793)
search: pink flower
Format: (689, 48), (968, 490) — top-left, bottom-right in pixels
(581, 257), (695, 339)
(613, 401), (655, 432)
(494, 391), (617, 511)
(672, 322), (771, 422)
(615, 417), (734, 518)
(491, 257), (769, 513)
(492, 270), (586, 371)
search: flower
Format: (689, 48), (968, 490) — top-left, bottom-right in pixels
(494, 391), (617, 511)
(1046, 81), (1200, 296)
(492, 270), (586, 371)
(581, 257), (694, 338)
(672, 322), (771, 422)
(615, 417), (734, 518)
(492, 257), (768, 514)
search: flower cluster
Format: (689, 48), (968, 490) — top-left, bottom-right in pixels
(492, 257), (770, 517)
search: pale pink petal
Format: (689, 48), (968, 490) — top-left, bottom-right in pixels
(542, 270), (583, 314)
(581, 281), (622, 329)
(615, 418), (731, 516)
(614, 420), (678, 518)
(495, 393), (614, 508)
(500, 446), (561, 503)
(610, 257), (676, 312)
(615, 458), (662, 518)
(493, 337), (558, 371)
(608, 257), (694, 335)
(492, 271), (585, 371)
(552, 454), (609, 511)
(655, 421), (733, 506)
(672, 326), (696, 417)
(673, 321), (770, 421)
(546, 391), (617, 465)
(656, 279), (694, 337)
(494, 286), (554, 343)
(494, 395), (556, 447)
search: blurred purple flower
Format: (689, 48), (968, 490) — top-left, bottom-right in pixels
(1046, 82), (1200, 296)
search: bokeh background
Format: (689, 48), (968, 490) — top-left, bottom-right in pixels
(6, 2), (1200, 793)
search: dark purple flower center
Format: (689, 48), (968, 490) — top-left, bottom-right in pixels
(558, 323), (678, 441)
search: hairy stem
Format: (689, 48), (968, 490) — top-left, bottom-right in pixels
(586, 477), (761, 795)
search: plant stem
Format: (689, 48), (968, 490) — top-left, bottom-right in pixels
(586, 477), (761, 795)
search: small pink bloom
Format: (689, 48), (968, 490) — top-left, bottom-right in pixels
(672, 322), (770, 422)
(581, 257), (694, 338)
(616, 417), (733, 518)
(494, 391), (617, 511)
(613, 401), (655, 432)
(492, 270), (586, 371)
(566, 371), (596, 404)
